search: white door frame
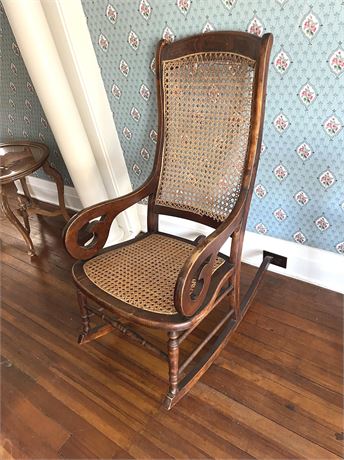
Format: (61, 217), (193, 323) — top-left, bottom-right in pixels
(41, 0), (141, 239)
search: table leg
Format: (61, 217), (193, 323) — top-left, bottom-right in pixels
(17, 178), (31, 232)
(1, 183), (35, 256)
(20, 177), (32, 201)
(17, 194), (30, 233)
(42, 161), (70, 221)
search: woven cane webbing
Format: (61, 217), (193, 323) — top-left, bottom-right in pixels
(83, 234), (224, 315)
(156, 52), (255, 222)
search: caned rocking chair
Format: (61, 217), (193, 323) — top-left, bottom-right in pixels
(64, 31), (273, 409)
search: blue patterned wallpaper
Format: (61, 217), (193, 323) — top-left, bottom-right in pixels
(0, 4), (72, 186)
(81, 0), (344, 254)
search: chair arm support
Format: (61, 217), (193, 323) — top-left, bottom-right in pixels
(174, 208), (244, 317)
(63, 179), (155, 260)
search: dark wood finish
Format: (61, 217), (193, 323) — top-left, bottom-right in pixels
(83, 302), (168, 360)
(1, 196), (343, 458)
(0, 141), (70, 256)
(71, 232), (235, 331)
(178, 309), (235, 375)
(167, 331), (180, 402)
(77, 289), (91, 343)
(63, 32), (274, 408)
(0, 143), (48, 184)
(41, 160), (70, 221)
(1, 182), (36, 256)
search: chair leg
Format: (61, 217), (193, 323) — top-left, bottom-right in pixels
(164, 331), (180, 409)
(229, 274), (241, 321)
(228, 227), (246, 321)
(163, 313), (236, 410)
(77, 290), (91, 344)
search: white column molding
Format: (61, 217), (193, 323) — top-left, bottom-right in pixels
(41, 0), (141, 239)
(2, 0), (124, 243)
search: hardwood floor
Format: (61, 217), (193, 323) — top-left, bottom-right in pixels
(1, 188), (343, 459)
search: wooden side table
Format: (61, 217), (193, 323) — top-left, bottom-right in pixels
(0, 141), (70, 256)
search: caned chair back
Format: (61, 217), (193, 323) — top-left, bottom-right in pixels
(153, 35), (261, 226)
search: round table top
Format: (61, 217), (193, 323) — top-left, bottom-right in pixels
(0, 141), (49, 184)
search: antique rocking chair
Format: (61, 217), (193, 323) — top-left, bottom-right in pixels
(64, 31), (273, 409)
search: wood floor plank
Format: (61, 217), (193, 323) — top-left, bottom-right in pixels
(1, 302), (165, 410)
(1, 359), (99, 433)
(127, 431), (174, 460)
(238, 318), (341, 377)
(1, 356), (134, 460)
(134, 420), (210, 459)
(246, 309), (342, 360)
(251, 301), (343, 345)
(36, 371), (139, 453)
(1, 306), (162, 421)
(176, 395), (300, 459)
(1, 367), (70, 452)
(203, 365), (343, 456)
(0, 433), (20, 460)
(1, 325), (52, 381)
(192, 383), (342, 459)
(221, 345), (343, 427)
(1, 300), (166, 407)
(254, 286), (343, 332)
(236, 323), (342, 393)
(245, 267), (343, 319)
(1, 250), (75, 297)
(2, 266), (77, 314)
(231, 332), (343, 407)
(152, 408), (254, 459)
(58, 429), (132, 460)
(1, 403), (63, 459)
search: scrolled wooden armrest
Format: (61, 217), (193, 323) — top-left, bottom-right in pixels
(174, 207), (244, 318)
(63, 179), (154, 260)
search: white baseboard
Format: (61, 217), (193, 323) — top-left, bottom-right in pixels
(138, 204), (344, 294)
(241, 231), (344, 294)
(16, 175), (82, 211)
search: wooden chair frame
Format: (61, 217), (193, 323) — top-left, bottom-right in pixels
(63, 31), (273, 409)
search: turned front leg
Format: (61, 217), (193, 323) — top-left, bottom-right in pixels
(167, 331), (180, 397)
(77, 290), (91, 344)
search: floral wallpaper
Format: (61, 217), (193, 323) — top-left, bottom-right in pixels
(81, 0), (344, 254)
(0, 4), (72, 186)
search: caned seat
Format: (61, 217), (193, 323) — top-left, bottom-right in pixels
(64, 31), (273, 409)
(83, 233), (225, 315)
